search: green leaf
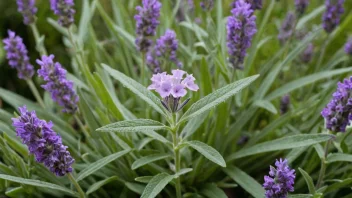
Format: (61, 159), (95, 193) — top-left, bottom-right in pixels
(179, 75), (259, 124)
(0, 174), (77, 196)
(141, 130), (171, 144)
(326, 153), (352, 163)
(254, 100), (278, 114)
(77, 149), (130, 181)
(86, 176), (119, 195)
(325, 178), (352, 193)
(180, 141), (226, 167)
(135, 176), (153, 184)
(265, 68), (352, 101)
(296, 5), (325, 29)
(141, 173), (175, 198)
(200, 183), (227, 198)
(227, 134), (333, 162)
(175, 168), (193, 178)
(223, 166), (265, 198)
(126, 182), (145, 195)
(5, 186), (25, 197)
(288, 195), (313, 198)
(102, 64), (170, 118)
(298, 168), (316, 194)
(132, 154), (172, 170)
(97, 119), (169, 133)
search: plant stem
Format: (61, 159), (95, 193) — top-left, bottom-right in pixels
(26, 79), (45, 108)
(316, 139), (331, 188)
(74, 114), (91, 138)
(141, 53), (146, 85)
(30, 24), (47, 55)
(67, 173), (86, 198)
(172, 131), (182, 198)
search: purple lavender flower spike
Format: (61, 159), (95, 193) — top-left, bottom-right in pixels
(17, 0), (37, 25)
(344, 38), (352, 56)
(135, 0), (162, 53)
(147, 30), (182, 72)
(263, 159), (295, 198)
(322, 76), (352, 132)
(12, 106), (74, 176)
(300, 43), (314, 63)
(278, 12), (296, 44)
(322, 0), (344, 33)
(148, 70), (199, 112)
(231, 0), (262, 10)
(227, 0), (257, 69)
(280, 95), (290, 115)
(50, 0), (75, 28)
(3, 30), (34, 80)
(37, 55), (79, 114)
(200, 0), (214, 11)
(295, 0), (309, 15)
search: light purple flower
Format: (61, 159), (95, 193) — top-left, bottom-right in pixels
(37, 55), (79, 114)
(322, 76), (352, 132)
(280, 95), (290, 115)
(50, 0), (75, 27)
(344, 38), (352, 56)
(295, 0), (309, 15)
(227, 0), (257, 69)
(322, 0), (344, 33)
(17, 0), (37, 25)
(147, 30), (182, 73)
(12, 106), (74, 176)
(263, 159), (295, 198)
(3, 30), (34, 80)
(231, 0), (262, 10)
(278, 12), (296, 44)
(134, 0), (162, 53)
(200, 0), (214, 11)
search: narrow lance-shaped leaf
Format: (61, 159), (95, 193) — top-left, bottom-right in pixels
(97, 119), (169, 133)
(179, 75), (259, 124)
(86, 176), (120, 195)
(141, 173), (175, 198)
(298, 168), (316, 194)
(132, 154), (172, 170)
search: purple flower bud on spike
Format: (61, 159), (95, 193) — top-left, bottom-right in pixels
(147, 30), (182, 72)
(322, 76), (352, 132)
(134, 0), (162, 53)
(227, 0), (257, 69)
(278, 12), (296, 44)
(50, 0), (75, 28)
(200, 0), (214, 11)
(280, 95), (290, 115)
(148, 70), (199, 112)
(37, 55), (79, 114)
(300, 43), (314, 63)
(12, 106), (74, 176)
(344, 38), (352, 56)
(322, 0), (344, 33)
(16, 0), (37, 25)
(263, 159), (295, 198)
(295, 0), (309, 15)
(231, 0), (262, 10)
(3, 30), (34, 80)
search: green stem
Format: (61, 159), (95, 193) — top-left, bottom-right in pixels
(74, 114), (91, 138)
(172, 131), (182, 198)
(316, 139), (331, 188)
(30, 24), (47, 55)
(141, 53), (146, 85)
(26, 79), (45, 108)
(67, 173), (86, 198)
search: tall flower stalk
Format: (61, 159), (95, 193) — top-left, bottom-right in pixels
(50, 0), (75, 28)
(17, 0), (37, 25)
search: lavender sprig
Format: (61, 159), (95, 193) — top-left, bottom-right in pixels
(37, 55), (79, 114)
(3, 30), (34, 80)
(231, 0), (262, 10)
(300, 43), (314, 63)
(295, 0), (309, 15)
(280, 95), (290, 115)
(226, 0), (257, 69)
(17, 0), (37, 25)
(278, 12), (296, 44)
(322, 76), (352, 132)
(322, 0), (344, 33)
(200, 0), (214, 11)
(12, 106), (74, 176)
(134, 0), (162, 53)
(50, 0), (75, 28)
(263, 159), (295, 198)
(344, 38), (352, 56)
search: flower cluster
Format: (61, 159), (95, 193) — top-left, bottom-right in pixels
(295, 0), (309, 15)
(37, 55), (79, 114)
(322, 0), (344, 33)
(200, 0), (214, 11)
(232, 0), (262, 10)
(148, 70), (199, 112)
(278, 12), (296, 44)
(263, 159), (295, 198)
(147, 30), (182, 73)
(227, 0), (257, 69)
(322, 76), (352, 132)
(3, 30), (34, 80)
(280, 95), (290, 115)
(50, 0), (75, 27)
(135, 0), (162, 53)
(12, 106), (74, 176)
(345, 38), (352, 56)
(300, 43), (314, 63)
(17, 0), (37, 25)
